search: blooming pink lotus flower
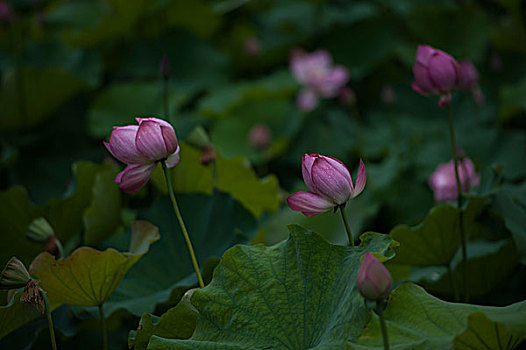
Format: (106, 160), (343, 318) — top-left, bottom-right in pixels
(429, 157), (480, 202)
(412, 45), (461, 107)
(356, 251), (392, 302)
(104, 118), (180, 193)
(290, 49), (350, 111)
(287, 154), (366, 216)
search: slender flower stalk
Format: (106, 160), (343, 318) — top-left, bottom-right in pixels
(339, 206), (353, 246)
(98, 304), (108, 350)
(41, 290), (57, 350)
(376, 300), (390, 350)
(446, 105), (468, 302)
(162, 162), (205, 288)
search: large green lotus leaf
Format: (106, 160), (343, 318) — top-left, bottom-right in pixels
(29, 221), (159, 306)
(0, 290), (46, 340)
(348, 283), (526, 349)
(0, 67), (84, 132)
(492, 183), (526, 265)
(151, 143), (280, 218)
(128, 294), (198, 350)
(44, 161), (122, 245)
(0, 187), (43, 268)
(389, 238), (519, 299)
(100, 191), (257, 317)
(149, 225), (397, 349)
(390, 196), (488, 266)
(87, 81), (189, 138)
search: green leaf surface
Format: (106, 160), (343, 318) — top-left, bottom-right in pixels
(44, 161), (122, 245)
(390, 196), (488, 266)
(0, 290), (45, 340)
(0, 67), (84, 132)
(149, 225), (397, 349)
(128, 294), (198, 350)
(349, 283), (526, 349)
(29, 221), (159, 306)
(100, 191), (257, 317)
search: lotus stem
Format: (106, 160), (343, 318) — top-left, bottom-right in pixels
(376, 300), (390, 350)
(339, 205), (354, 246)
(99, 304), (108, 350)
(41, 290), (57, 350)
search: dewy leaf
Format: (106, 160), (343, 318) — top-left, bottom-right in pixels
(29, 221), (159, 306)
(149, 225), (397, 349)
(348, 283), (526, 349)
(128, 294), (198, 350)
(390, 196), (488, 266)
(101, 191), (257, 317)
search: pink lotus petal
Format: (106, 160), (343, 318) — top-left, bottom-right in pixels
(412, 63), (437, 95)
(415, 45), (436, 66)
(116, 164), (156, 193)
(286, 190), (334, 216)
(161, 125), (178, 154)
(302, 153), (316, 192)
(105, 125), (148, 164)
(428, 53), (459, 93)
(164, 145), (180, 168)
(136, 117), (173, 129)
(350, 159), (366, 199)
(310, 156), (352, 205)
(136, 120), (170, 160)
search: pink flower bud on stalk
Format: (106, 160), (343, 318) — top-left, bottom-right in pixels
(356, 252), (392, 302)
(290, 49), (350, 111)
(244, 37), (262, 56)
(104, 118), (180, 193)
(411, 45), (461, 107)
(0, 0), (12, 24)
(248, 123), (272, 150)
(429, 157), (480, 202)
(287, 154), (366, 216)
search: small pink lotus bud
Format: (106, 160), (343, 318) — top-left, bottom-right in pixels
(381, 85), (397, 105)
(412, 45), (461, 106)
(104, 117), (180, 193)
(244, 37), (262, 56)
(429, 157), (480, 202)
(356, 251), (392, 302)
(339, 87), (356, 106)
(287, 154), (366, 216)
(159, 55), (171, 78)
(248, 123), (271, 150)
(458, 59), (479, 92)
(0, 1), (12, 24)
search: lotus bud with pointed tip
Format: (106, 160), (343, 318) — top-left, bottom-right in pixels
(412, 45), (461, 107)
(0, 257), (31, 290)
(356, 251), (392, 302)
(429, 157), (480, 202)
(104, 118), (180, 193)
(287, 154), (366, 216)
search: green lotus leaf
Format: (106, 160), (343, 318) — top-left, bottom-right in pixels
(149, 225), (397, 349)
(128, 294), (198, 350)
(0, 290), (48, 340)
(348, 283), (526, 349)
(29, 221), (159, 306)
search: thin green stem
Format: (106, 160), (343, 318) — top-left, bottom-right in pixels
(99, 304), (108, 350)
(162, 162), (205, 288)
(339, 206), (354, 246)
(447, 264), (459, 302)
(163, 77), (169, 120)
(446, 106), (469, 302)
(41, 290), (57, 350)
(376, 300), (390, 350)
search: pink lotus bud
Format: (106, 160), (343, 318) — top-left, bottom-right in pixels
(244, 37), (262, 56)
(287, 154), (366, 216)
(339, 87), (356, 106)
(159, 55), (171, 78)
(248, 123), (271, 150)
(0, 1), (12, 23)
(429, 157), (480, 202)
(297, 88), (318, 112)
(412, 45), (461, 105)
(381, 85), (397, 105)
(458, 59), (479, 92)
(104, 117), (180, 193)
(356, 251), (392, 302)
(291, 49), (350, 105)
